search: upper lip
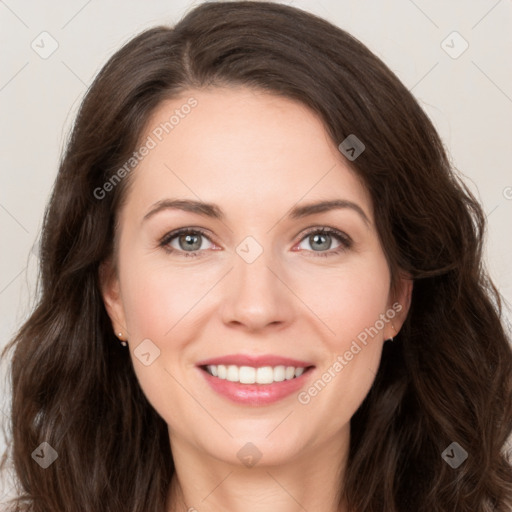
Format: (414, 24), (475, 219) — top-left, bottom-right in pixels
(196, 354), (314, 368)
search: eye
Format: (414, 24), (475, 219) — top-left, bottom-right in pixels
(159, 226), (352, 258)
(295, 227), (352, 257)
(159, 228), (215, 257)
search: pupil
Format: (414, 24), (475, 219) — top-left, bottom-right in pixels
(180, 234), (201, 251)
(311, 233), (330, 251)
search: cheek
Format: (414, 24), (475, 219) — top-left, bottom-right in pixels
(118, 258), (209, 417)
(120, 258), (214, 341)
(296, 256), (390, 417)
(302, 255), (391, 343)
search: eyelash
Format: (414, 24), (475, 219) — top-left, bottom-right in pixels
(159, 226), (352, 259)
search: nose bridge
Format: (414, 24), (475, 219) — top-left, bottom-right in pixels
(235, 239), (275, 292)
(220, 234), (294, 330)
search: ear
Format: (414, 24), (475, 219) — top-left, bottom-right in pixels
(98, 258), (128, 338)
(384, 272), (413, 340)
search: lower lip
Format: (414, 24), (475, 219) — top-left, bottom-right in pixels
(198, 367), (314, 406)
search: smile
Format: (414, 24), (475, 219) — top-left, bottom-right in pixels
(203, 364), (307, 384)
(196, 354), (315, 406)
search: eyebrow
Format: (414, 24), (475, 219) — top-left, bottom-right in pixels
(142, 198), (370, 226)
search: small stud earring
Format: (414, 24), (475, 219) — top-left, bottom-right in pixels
(389, 323), (397, 342)
(117, 332), (128, 347)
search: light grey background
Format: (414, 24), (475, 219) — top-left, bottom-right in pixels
(1, 0), (511, 501)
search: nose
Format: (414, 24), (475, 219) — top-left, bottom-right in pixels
(220, 245), (296, 332)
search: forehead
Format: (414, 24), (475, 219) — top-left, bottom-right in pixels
(123, 86), (372, 221)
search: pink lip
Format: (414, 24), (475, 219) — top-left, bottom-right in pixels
(198, 368), (314, 406)
(196, 354), (315, 406)
(196, 354), (313, 368)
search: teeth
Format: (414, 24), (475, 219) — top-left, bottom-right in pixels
(217, 365), (227, 379)
(285, 366), (296, 379)
(239, 366), (256, 384)
(205, 364), (308, 384)
(226, 365), (238, 382)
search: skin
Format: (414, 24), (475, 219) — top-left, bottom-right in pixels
(101, 87), (412, 512)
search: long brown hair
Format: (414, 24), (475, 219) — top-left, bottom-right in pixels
(2, 2), (511, 510)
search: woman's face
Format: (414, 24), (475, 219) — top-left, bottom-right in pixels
(101, 86), (411, 468)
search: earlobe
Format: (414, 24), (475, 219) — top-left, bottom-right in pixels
(98, 259), (127, 336)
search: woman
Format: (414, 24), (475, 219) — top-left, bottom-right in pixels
(2, 1), (511, 511)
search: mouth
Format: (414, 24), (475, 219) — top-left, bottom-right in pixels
(196, 354), (316, 405)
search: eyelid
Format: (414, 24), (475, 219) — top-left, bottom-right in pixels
(295, 225), (351, 244)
